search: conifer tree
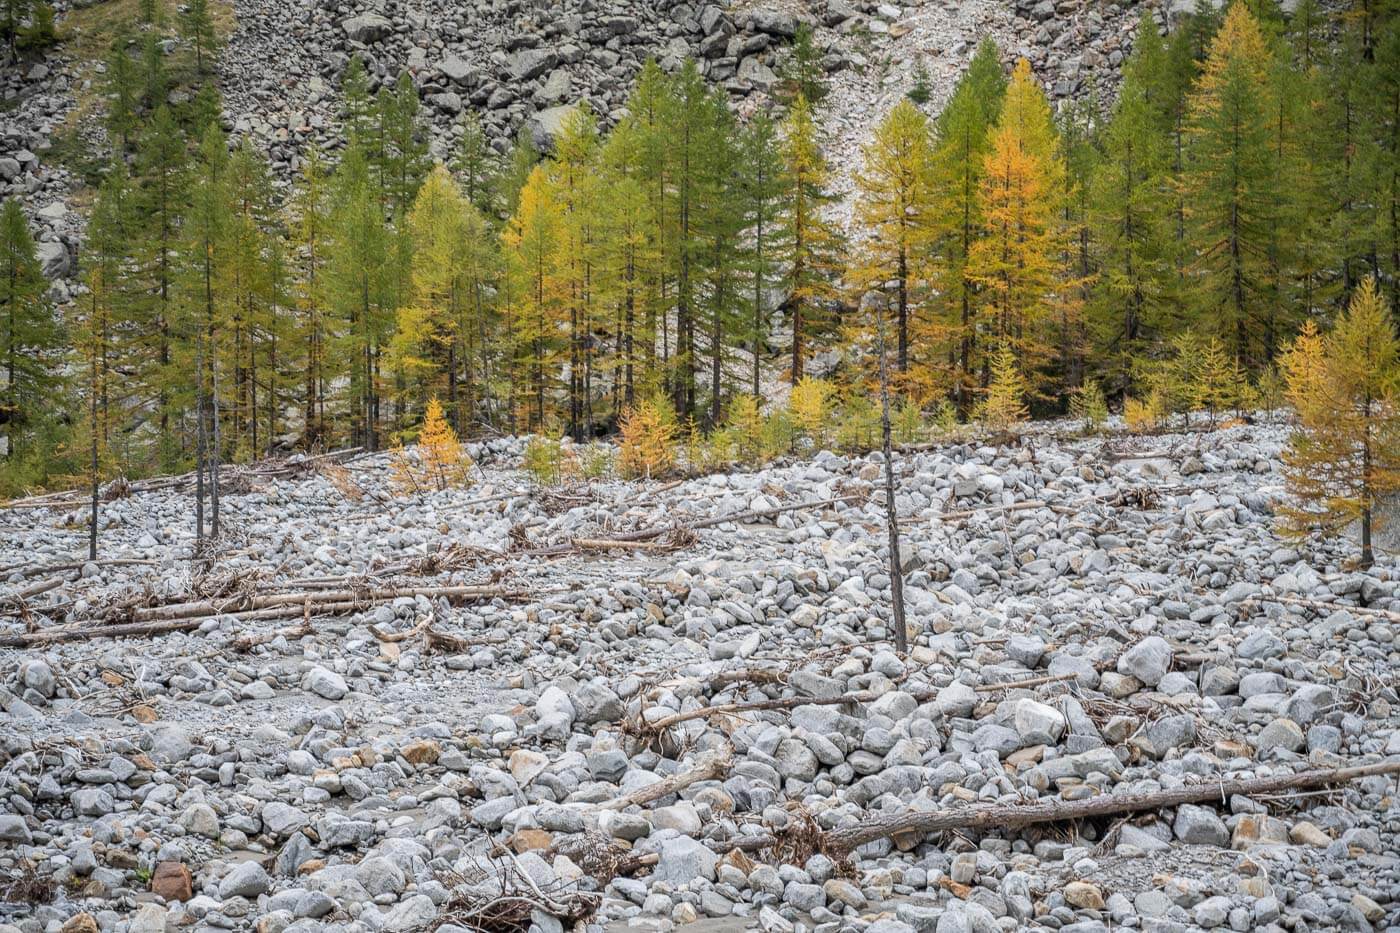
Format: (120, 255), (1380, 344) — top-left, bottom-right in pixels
(180, 0), (218, 74)
(1, 0), (28, 56)
(140, 31), (167, 112)
(1281, 278), (1400, 568)
(855, 100), (934, 385)
(930, 38), (1005, 413)
(777, 23), (828, 106)
(737, 112), (785, 398)
(779, 93), (843, 384)
(340, 55), (376, 148)
(291, 148), (330, 445)
(551, 105), (603, 438)
(134, 106), (187, 457)
(378, 71), (430, 214)
(1089, 27), (1174, 391)
(498, 126), (541, 217)
(224, 138), (277, 456)
(325, 142), (393, 450)
(1182, 3), (1276, 363)
(981, 341), (1029, 430)
(105, 33), (140, 152)
(502, 165), (564, 431)
(597, 116), (658, 412)
(1, 198), (58, 458)
(452, 111), (499, 217)
(967, 59), (1067, 396)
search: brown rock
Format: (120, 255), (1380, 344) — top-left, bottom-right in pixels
(297, 859), (326, 875)
(1289, 821), (1331, 846)
(60, 913), (99, 933)
(152, 861), (193, 901)
(1231, 814), (1289, 850)
(401, 740), (441, 766)
(132, 705), (158, 723)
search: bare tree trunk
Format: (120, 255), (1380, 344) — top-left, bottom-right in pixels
(873, 300), (907, 653)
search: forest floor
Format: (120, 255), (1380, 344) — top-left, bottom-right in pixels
(1, 418), (1398, 933)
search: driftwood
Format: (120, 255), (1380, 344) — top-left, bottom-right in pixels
(4, 558), (159, 580)
(599, 744), (734, 811)
(723, 759), (1400, 857)
(525, 495), (864, 559)
(0, 585), (524, 647)
(130, 584), (520, 623)
(973, 671), (1080, 692)
(1243, 594), (1400, 623)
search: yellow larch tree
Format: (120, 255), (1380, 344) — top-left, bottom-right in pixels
(967, 59), (1072, 400)
(852, 99), (935, 392)
(1281, 278), (1400, 568)
(502, 164), (565, 432)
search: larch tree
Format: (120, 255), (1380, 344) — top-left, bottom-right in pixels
(1, 198), (58, 459)
(1182, 2), (1276, 364)
(1281, 278), (1400, 569)
(779, 93), (843, 384)
(104, 32), (140, 153)
(501, 165), (564, 431)
(452, 111), (500, 217)
(737, 112), (785, 399)
(853, 99), (935, 389)
(929, 38), (1005, 413)
(1089, 24), (1175, 393)
(325, 142), (394, 450)
(967, 58), (1067, 399)
(291, 148), (330, 446)
(551, 105), (603, 439)
(179, 0), (218, 74)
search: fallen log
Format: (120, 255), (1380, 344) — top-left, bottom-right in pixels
(1242, 594), (1400, 623)
(599, 744), (734, 811)
(973, 672), (1080, 693)
(2, 587), (527, 646)
(722, 758), (1400, 857)
(525, 495), (864, 558)
(131, 584), (520, 623)
(7, 558), (159, 580)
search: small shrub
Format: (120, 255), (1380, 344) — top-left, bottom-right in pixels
(836, 395), (880, 452)
(1069, 379), (1109, 431)
(760, 408), (795, 461)
(579, 444), (613, 480)
(618, 395), (677, 479)
(892, 397), (923, 445)
(725, 394), (766, 464)
(789, 376), (834, 449)
(522, 435), (569, 486)
(907, 56), (932, 105)
(980, 343), (1028, 431)
(392, 398), (473, 494)
(932, 400), (959, 435)
(1123, 390), (1166, 432)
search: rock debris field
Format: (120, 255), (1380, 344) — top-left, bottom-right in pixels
(2, 420), (1399, 933)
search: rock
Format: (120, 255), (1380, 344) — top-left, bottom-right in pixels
(527, 104), (575, 151)
(1013, 698), (1066, 744)
(0, 814), (31, 844)
(1064, 880), (1105, 909)
(152, 861), (193, 901)
(653, 835), (717, 884)
(303, 666), (347, 700)
(382, 894), (437, 931)
(60, 914), (99, 933)
(1116, 636), (1172, 686)
(219, 860), (272, 899)
(343, 12), (392, 42)
(401, 739), (441, 764)
(179, 802), (220, 838)
(1255, 717), (1305, 754)
(1174, 804), (1229, 846)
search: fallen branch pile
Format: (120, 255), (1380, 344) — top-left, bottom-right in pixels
(721, 759), (1400, 859)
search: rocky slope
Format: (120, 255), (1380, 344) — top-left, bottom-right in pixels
(1, 419), (1398, 932)
(2, 0), (1152, 307)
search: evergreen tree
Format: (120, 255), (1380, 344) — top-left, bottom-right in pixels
(1, 0), (29, 56)
(737, 112), (785, 399)
(777, 23), (828, 106)
(1089, 32), (1174, 392)
(779, 94), (843, 383)
(930, 38), (1005, 413)
(291, 148), (330, 445)
(853, 99), (934, 386)
(141, 30), (168, 112)
(1182, 3), (1276, 364)
(180, 0), (218, 74)
(981, 341), (1029, 430)
(1281, 278), (1400, 568)
(0, 198), (58, 458)
(104, 32), (141, 153)
(377, 71), (430, 214)
(498, 125), (540, 217)
(325, 142), (394, 450)
(340, 55), (376, 148)
(451, 110), (500, 217)
(134, 106), (187, 457)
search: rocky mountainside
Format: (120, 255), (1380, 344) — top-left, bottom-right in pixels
(1, 420), (1398, 932)
(1, 0), (1151, 306)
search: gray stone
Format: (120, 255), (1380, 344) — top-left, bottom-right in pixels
(1117, 636), (1172, 687)
(219, 860), (271, 899)
(1173, 804), (1228, 846)
(303, 666), (347, 700)
(653, 835), (717, 884)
